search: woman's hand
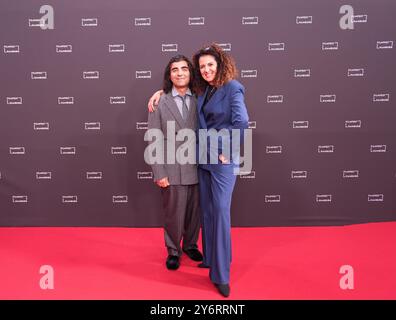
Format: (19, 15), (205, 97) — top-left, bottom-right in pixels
(148, 90), (164, 112)
(219, 154), (229, 164)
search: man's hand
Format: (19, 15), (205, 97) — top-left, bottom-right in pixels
(148, 90), (164, 113)
(219, 154), (229, 164)
(156, 177), (170, 188)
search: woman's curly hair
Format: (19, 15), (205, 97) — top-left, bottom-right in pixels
(192, 43), (238, 95)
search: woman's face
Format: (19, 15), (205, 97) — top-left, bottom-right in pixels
(199, 54), (217, 85)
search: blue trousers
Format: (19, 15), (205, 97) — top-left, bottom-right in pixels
(198, 167), (237, 284)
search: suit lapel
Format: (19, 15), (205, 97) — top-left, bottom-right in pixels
(163, 94), (184, 128)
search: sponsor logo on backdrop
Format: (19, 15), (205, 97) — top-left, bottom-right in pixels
(137, 172), (153, 179)
(368, 194), (384, 202)
(266, 146), (282, 154)
(241, 70), (257, 78)
(111, 147), (127, 154)
(9, 147), (25, 154)
(188, 17), (205, 25)
(85, 122), (101, 130)
(294, 69), (311, 77)
(348, 68), (364, 77)
(56, 45), (72, 53)
(109, 44), (125, 52)
(218, 43), (231, 52)
(265, 195), (281, 203)
(242, 17), (258, 25)
(293, 121), (309, 129)
(370, 145), (386, 152)
(316, 195), (332, 202)
(345, 120), (361, 128)
(373, 94), (390, 102)
(7, 97), (22, 104)
(136, 122), (148, 130)
(267, 95), (283, 103)
(320, 94), (336, 103)
(34, 122), (50, 130)
(60, 147), (76, 155)
(31, 72), (47, 80)
(248, 121), (256, 129)
(113, 196), (128, 203)
(134, 18), (151, 26)
(3, 45), (20, 53)
(13, 196), (28, 203)
(58, 97), (74, 104)
(162, 44), (178, 52)
(291, 171), (308, 179)
(62, 196), (78, 203)
(36, 172), (52, 179)
(318, 145), (334, 153)
(296, 16), (313, 24)
(83, 71), (99, 79)
(376, 41), (393, 49)
(136, 71), (152, 79)
(110, 96), (126, 104)
(322, 42), (339, 50)
(86, 172), (102, 180)
(81, 18), (98, 27)
(268, 42), (285, 51)
(343, 170), (359, 178)
(239, 171), (255, 179)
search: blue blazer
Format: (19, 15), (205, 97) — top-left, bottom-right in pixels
(197, 80), (249, 172)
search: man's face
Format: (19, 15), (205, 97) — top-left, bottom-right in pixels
(170, 60), (190, 88)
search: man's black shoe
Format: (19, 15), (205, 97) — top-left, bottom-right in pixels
(214, 283), (230, 297)
(183, 248), (203, 261)
(166, 255), (180, 270)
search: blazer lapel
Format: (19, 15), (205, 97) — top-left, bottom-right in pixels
(163, 94), (184, 128)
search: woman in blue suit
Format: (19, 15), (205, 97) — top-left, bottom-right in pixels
(191, 44), (249, 297)
(148, 44), (249, 297)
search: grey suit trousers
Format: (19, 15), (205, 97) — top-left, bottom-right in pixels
(161, 184), (200, 257)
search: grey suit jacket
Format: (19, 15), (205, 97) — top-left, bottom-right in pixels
(147, 92), (198, 185)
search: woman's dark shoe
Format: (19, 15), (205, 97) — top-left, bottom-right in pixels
(214, 283), (230, 297)
(166, 255), (180, 270)
(197, 263), (210, 268)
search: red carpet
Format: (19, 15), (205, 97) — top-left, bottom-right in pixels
(0, 222), (395, 300)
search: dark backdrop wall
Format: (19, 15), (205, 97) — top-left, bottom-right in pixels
(0, 0), (395, 226)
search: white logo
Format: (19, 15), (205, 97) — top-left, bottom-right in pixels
(86, 172), (102, 180)
(239, 171), (256, 179)
(322, 42), (339, 50)
(111, 147), (127, 155)
(241, 70), (257, 78)
(352, 15), (368, 23)
(109, 44), (125, 52)
(58, 97), (74, 104)
(162, 44), (178, 52)
(34, 122), (50, 130)
(348, 68), (364, 77)
(60, 147), (76, 155)
(242, 17), (258, 25)
(135, 18), (151, 26)
(368, 194), (384, 202)
(267, 95), (284, 103)
(265, 195), (281, 203)
(248, 121), (256, 129)
(296, 16), (313, 24)
(318, 145), (334, 153)
(110, 96), (126, 104)
(62, 196), (78, 203)
(345, 120), (361, 128)
(12, 195), (28, 203)
(339, 5), (354, 30)
(136, 122), (148, 130)
(81, 18), (98, 27)
(320, 94), (336, 103)
(294, 69), (311, 78)
(36, 172), (52, 179)
(293, 121), (309, 129)
(218, 43), (232, 52)
(6, 97), (22, 104)
(56, 45), (72, 53)
(316, 194), (332, 202)
(188, 17), (205, 25)
(291, 171), (307, 179)
(3, 45), (20, 53)
(31, 72), (47, 80)
(370, 145), (386, 153)
(83, 71), (99, 79)
(376, 41), (393, 49)
(266, 146), (282, 154)
(137, 172), (153, 179)
(343, 170), (359, 178)
(373, 94), (390, 102)
(113, 196), (128, 203)
(85, 122), (101, 130)
(136, 71), (152, 79)
(39, 5), (54, 30)
(9, 147), (25, 155)
(268, 43), (285, 51)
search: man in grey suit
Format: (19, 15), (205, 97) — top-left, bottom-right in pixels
(146, 55), (203, 270)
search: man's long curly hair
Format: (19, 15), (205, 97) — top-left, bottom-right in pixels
(162, 55), (195, 94)
(192, 43), (238, 95)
